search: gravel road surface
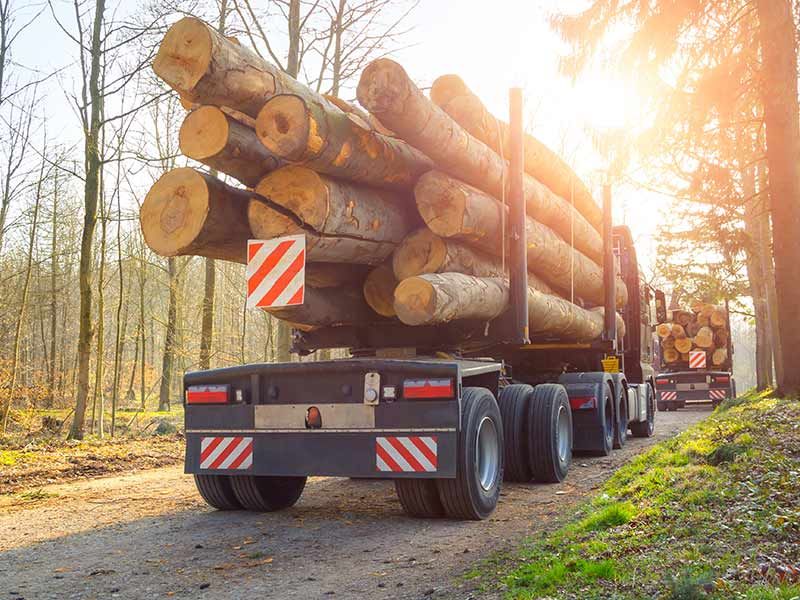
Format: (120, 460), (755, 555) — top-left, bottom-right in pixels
(0, 407), (708, 600)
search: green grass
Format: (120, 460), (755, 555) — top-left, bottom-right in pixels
(471, 390), (800, 599)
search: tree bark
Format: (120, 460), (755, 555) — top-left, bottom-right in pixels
(305, 262), (368, 288)
(357, 59), (602, 263)
(141, 168), (253, 263)
(179, 106), (284, 187)
(154, 17), (314, 118)
(158, 257), (180, 411)
(756, 0), (800, 396)
(255, 166), (415, 245)
(414, 171), (626, 306)
(268, 284), (383, 329)
(394, 272), (613, 341)
(199, 258), (215, 370)
(255, 93), (432, 190)
(430, 74), (602, 233)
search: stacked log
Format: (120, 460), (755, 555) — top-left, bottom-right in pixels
(142, 17), (627, 343)
(657, 302), (730, 366)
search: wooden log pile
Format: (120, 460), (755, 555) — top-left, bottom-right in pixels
(656, 303), (730, 367)
(140, 17), (628, 342)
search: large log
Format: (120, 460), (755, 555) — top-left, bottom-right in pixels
(141, 167), (253, 263)
(179, 106), (284, 187)
(154, 17), (314, 117)
(306, 263), (369, 288)
(269, 284), (383, 330)
(362, 263), (398, 317)
(356, 59), (603, 262)
(391, 227), (555, 294)
(255, 166), (415, 244)
(247, 199), (395, 265)
(255, 94), (432, 190)
(394, 272), (614, 341)
(414, 171), (626, 307)
(430, 74), (603, 233)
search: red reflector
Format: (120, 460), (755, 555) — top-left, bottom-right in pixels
(714, 376), (730, 384)
(186, 384), (229, 404)
(569, 396), (597, 410)
(403, 378), (454, 399)
(656, 379), (669, 385)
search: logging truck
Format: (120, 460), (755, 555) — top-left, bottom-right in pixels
(654, 299), (736, 411)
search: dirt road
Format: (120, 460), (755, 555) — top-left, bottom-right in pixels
(0, 408), (707, 600)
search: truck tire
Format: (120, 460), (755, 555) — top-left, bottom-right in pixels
(498, 384), (534, 483)
(194, 474), (241, 510)
(436, 387), (503, 520)
(657, 400), (667, 412)
(613, 384), (628, 449)
(230, 475), (306, 511)
(630, 383), (655, 438)
(590, 384), (615, 457)
(395, 479), (444, 518)
(527, 384), (572, 483)
(731, 379), (737, 399)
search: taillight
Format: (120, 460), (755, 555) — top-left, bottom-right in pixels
(569, 396), (597, 410)
(403, 378), (454, 399)
(656, 378), (669, 385)
(714, 376), (730, 384)
(186, 384), (230, 404)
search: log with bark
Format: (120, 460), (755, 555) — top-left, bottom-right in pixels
(141, 167), (254, 263)
(393, 272), (622, 342)
(414, 171), (626, 306)
(356, 59), (603, 263)
(154, 17), (320, 118)
(658, 302), (730, 366)
(255, 94), (432, 190)
(268, 284), (384, 330)
(254, 165), (416, 246)
(429, 74), (602, 232)
(179, 106), (284, 187)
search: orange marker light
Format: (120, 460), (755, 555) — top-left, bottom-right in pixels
(306, 406), (322, 429)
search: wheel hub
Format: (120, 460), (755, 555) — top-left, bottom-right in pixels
(475, 416), (500, 491)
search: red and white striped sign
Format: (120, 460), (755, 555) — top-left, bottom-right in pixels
(200, 436), (253, 470)
(376, 436), (437, 472)
(246, 236), (305, 309)
(709, 389), (727, 400)
(660, 391), (678, 401)
(689, 350), (707, 369)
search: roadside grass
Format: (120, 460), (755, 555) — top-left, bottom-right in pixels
(474, 390), (800, 599)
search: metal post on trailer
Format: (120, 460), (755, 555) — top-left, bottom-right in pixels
(602, 182), (617, 347)
(508, 87), (529, 345)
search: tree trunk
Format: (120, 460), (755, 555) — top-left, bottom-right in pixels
(91, 178), (109, 438)
(357, 59), (602, 263)
(305, 263), (369, 288)
(286, 0), (300, 78)
(756, 0), (800, 396)
(158, 257), (179, 411)
(430, 75), (602, 232)
(154, 16), (314, 118)
(757, 162), (783, 387)
(255, 165), (415, 243)
(141, 168), (253, 263)
(69, 0), (105, 440)
(199, 258), (215, 370)
(275, 320), (291, 362)
(247, 198), (397, 264)
(269, 284), (383, 329)
(394, 272), (613, 341)
(47, 172), (58, 408)
(179, 106), (284, 187)
(414, 171), (626, 306)
(255, 94), (432, 190)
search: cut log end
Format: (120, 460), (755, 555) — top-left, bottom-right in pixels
(356, 59), (410, 117)
(179, 105), (230, 160)
(141, 167), (211, 257)
(248, 197), (302, 239)
(255, 166), (328, 230)
(429, 74), (470, 108)
(153, 17), (212, 92)
(674, 337), (693, 354)
(414, 171), (468, 238)
(255, 94), (310, 161)
(392, 228), (447, 281)
(363, 263), (398, 317)
(393, 276), (436, 326)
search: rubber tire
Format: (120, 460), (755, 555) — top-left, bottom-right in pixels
(395, 479), (445, 518)
(194, 474), (241, 510)
(590, 384), (615, 457)
(498, 384), (534, 483)
(667, 403), (678, 412)
(731, 380), (737, 399)
(613, 384), (628, 449)
(630, 383), (655, 438)
(230, 475), (306, 511)
(657, 400), (667, 412)
(527, 384), (572, 483)
(436, 387), (503, 520)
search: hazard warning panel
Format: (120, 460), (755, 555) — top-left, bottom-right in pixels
(689, 350), (707, 369)
(246, 236), (306, 309)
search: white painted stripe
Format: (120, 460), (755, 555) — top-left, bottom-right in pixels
(247, 242), (304, 308)
(271, 269), (304, 306)
(200, 437), (234, 469)
(245, 242), (271, 277)
(377, 437), (413, 472)
(218, 438), (251, 469)
(238, 452), (253, 470)
(398, 437), (435, 472)
(420, 436), (437, 455)
(201, 437), (213, 452)
(376, 455), (391, 472)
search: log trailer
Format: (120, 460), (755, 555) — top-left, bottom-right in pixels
(654, 301), (736, 411)
(182, 90), (660, 520)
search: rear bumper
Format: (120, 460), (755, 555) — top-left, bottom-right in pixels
(657, 389), (728, 402)
(185, 429), (457, 478)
